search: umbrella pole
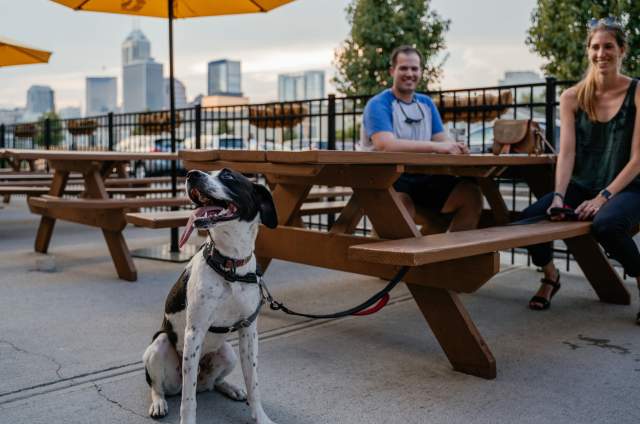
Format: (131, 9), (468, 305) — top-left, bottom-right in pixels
(168, 0), (180, 253)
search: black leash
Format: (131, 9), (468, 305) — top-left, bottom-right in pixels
(259, 266), (410, 319)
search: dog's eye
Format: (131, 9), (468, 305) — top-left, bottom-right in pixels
(220, 172), (234, 180)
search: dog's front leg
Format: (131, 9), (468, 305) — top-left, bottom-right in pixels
(239, 322), (276, 424)
(180, 325), (206, 424)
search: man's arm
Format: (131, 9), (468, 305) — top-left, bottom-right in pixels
(371, 131), (469, 154)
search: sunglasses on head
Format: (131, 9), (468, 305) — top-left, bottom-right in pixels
(587, 17), (622, 29)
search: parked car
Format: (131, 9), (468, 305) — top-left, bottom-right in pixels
(116, 134), (245, 177)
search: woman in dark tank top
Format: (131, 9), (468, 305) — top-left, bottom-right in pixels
(520, 18), (640, 324)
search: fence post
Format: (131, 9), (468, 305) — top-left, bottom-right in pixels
(0, 124), (4, 149)
(107, 112), (114, 151)
(195, 104), (202, 149)
(327, 94), (336, 150)
(44, 118), (51, 150)
(545, 76), (557, 150)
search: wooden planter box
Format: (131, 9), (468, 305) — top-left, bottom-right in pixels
(248, 103), (308, 129)
(13, 123), (37, 138)
(67, 119), (98, 136)
(433, 91), (513, 123)
(138, 111), (182, 135)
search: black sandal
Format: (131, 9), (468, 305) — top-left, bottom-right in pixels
(529, 273), (561, 311)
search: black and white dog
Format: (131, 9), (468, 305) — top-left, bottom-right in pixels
(142, 168), (278, 424)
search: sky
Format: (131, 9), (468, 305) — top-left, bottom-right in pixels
(0, 0), (544, 111)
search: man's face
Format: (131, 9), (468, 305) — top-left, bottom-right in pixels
(390, 52), (422, 95)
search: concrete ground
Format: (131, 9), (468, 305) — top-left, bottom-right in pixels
(1, 197), (639, 424)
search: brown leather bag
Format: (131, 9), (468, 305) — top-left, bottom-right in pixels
(492, 119), (554, 155)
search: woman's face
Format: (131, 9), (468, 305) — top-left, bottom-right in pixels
(588, 30), (624, 75)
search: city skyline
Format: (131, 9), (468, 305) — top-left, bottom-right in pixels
(0, 0), (544, 110)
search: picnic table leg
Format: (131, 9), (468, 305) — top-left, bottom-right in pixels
(102, 229), (137, 282)
(257, 182), (311, 273)
(477, 177), (510, 226)
(329, 194), (363, 235)
(565, 234), (630, 305)
(34, 170), (69, 253)
(407, 284), (497, 379)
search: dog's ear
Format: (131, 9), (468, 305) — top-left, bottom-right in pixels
(253, 183), (277, 229)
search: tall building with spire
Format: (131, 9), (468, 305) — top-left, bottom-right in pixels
(122, 29), (151, 66)
(121, 28), (163, 112)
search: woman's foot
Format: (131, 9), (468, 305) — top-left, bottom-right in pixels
(529, 269), (561, 311)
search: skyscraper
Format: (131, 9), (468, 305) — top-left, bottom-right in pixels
(86, 77), (117, 116)
(26, 85), (54, 116)
(164, 78), (187, 109)
(123, 61), (164, 112)
(277, 70), (325, 101)
(207, 60), (242, 96)
(121, 28), (164, 113)
(122, 29), (151, 65)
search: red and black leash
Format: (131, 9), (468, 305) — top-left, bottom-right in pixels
(259, 266), (410, 319)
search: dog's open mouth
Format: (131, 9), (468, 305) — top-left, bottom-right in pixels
(178, 188), (240, 248)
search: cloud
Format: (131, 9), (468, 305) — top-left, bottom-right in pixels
(438, 39), (544, 89)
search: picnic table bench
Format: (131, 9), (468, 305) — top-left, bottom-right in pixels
(3, 149), (187, 281)
(177, 148), (631, 379)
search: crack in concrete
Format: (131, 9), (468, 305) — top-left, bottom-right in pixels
(0, 339), (64, 379)
(577, 335), (630, 355)
(562, 341), (580, 350)
(93, 383), (149, 419)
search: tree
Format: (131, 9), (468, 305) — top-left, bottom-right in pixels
(33, 112), (63, 147)
(333, 0), (450, 96)
(526, 1), (640, 80)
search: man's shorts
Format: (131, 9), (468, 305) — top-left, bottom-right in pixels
(393, 173), (462, 212)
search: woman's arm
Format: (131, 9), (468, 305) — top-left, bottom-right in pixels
(548, 88), (578, 215)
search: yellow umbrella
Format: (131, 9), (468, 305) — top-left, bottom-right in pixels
(51, 0), (295, 255)
(50, 0), (295, 18)
(51, 0), (295, 153)
(0, 36), (52, 67)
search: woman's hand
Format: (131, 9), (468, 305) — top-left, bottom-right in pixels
(575, 196), (607, 220)
(546, 195), (565, 220)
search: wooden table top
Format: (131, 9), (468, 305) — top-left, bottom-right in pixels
(4, 149), (177, 161)
(179, 149), (556, 166)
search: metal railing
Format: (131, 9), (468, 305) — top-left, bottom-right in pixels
(1, 77), (583, 268)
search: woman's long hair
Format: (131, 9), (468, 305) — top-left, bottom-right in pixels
(576, 22), (627, 122)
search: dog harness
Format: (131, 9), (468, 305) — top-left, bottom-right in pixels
(202, 242), (263, 333)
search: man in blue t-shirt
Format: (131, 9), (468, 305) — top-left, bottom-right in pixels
(359, 45), (482, 231)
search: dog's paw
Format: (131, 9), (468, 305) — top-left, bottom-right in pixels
(255, 414), (277, 424)
(215, 381), (247, 401)
(148, 398), (169, 419)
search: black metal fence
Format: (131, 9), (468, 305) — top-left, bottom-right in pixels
(1, 77), (583, 267)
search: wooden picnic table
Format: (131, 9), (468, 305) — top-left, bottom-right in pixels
(178, 149), (631, 380)
(4, 149), (188, 281)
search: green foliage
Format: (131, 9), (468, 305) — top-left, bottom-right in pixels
(333, 0), (450, 96)
(217, 120), (233, 135)
(526, 1), (640, 80)
(34, 112), (63, 147)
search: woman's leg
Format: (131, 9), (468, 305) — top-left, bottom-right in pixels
(524, 184), (589, 308)
(590, 189), (640, 322)
(591, 190), (640, 277)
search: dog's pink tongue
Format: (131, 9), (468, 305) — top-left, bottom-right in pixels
(178, 206), (218, 249)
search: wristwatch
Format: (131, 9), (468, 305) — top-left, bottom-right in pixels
(600, 189), (612, 201)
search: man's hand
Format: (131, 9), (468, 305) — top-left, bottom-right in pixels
(435, 141), (470, 155)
